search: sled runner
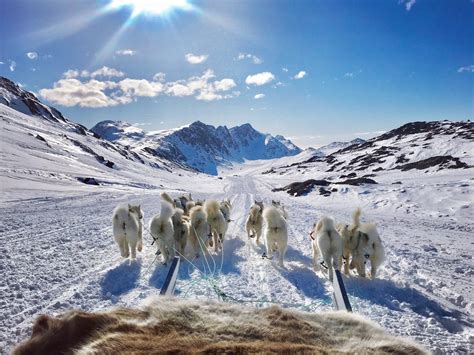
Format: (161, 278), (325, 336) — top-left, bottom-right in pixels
(160, 256), (181, 296)
(331, 269), (352, 312)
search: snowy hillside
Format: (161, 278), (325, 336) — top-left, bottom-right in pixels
(0, 77), (201, 201)
(92, 120), (302, 175)
(316, 137), (366, 155)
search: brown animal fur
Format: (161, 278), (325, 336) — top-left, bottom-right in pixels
(14, 298), (427, 354)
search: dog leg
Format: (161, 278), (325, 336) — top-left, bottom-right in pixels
(130, 240), (137, 259)
(326, 257), (333, 282)
(122, 238), (130, 258)
(356, 260), (366, 278)
(370, 261), (377, 279)
(213, 231), (219, 253)
(343, 255), (350, 275)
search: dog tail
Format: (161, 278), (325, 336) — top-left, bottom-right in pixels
(250, 204), (261, 219)
(186, 201), (196, 212)
(204, 199), (221, 218)
(190, 206), (206, 226)
(173, 208), (184, 220)
(160, 192), (174, 206)
(317, 216), (335, 232)
(352, 208), (361, 229)
(263, 206), (284, 228)
(160, 200), (174, 221)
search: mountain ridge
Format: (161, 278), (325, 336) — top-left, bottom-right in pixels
(91, 119), (302, 175)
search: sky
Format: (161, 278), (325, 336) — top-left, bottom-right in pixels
(0, 0), (472, 147)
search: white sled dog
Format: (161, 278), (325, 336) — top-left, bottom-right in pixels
(172, 208), (190, 255)
(271, 200), (288, 219)
(188, 206), (210, 257)
(160, 192), (175, 206)
(220, 199), (232, 237)
(348, 208), (385, 279)
(262, 205), (288, 267)
(310, 216), (342, 282)
(149, 200), (175, 264)
(205, 199), (228, 252)
(112, 204), (144, 259)
(336, 209), (363, 275)
(246, 202), (263, 243)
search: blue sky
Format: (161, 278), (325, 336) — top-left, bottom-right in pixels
(1, 0), (472, 147)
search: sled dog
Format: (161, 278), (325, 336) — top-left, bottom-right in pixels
(178, 194), (192, 214)
(160, 192), (175, 206)
(112, 204), (144, 259)
(336, 209), (363, 275)
(172, 208), (190, 255)
(349, 208), (385, 278)
(149, 200), (175, 264)
(185, 201), (196, 215)
(188, 206), (210, 257)
(271, 200), (288, 219)
(263, 206), (288, 267)
(246, 202), (263, 243)
(205, 199), (228, 252)
(310, 216), (342, 282)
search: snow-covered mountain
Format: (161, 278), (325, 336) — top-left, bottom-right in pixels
(315, 138), (366, 156)
(263, 120), (473, 178)
(0, 76), (195, 197)
(92, 120), (302, 175)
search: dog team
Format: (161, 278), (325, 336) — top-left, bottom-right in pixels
(112, 192), (233, 265)
(112, 194), (385, 280)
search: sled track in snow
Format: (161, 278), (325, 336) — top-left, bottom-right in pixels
(2, 175), (473, 353)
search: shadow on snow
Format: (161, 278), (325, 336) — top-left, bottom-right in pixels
(344, 276), (469, 333)
(100, 259), (141, 297)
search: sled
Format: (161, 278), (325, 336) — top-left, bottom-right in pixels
(331, 269), (352, 312)
(160, 256), (181, 296)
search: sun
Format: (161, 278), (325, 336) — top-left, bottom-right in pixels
(109, 0), (193, 17)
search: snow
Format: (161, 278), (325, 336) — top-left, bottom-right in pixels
(91, 119), (302, 175)
(1, 100), (473, 353)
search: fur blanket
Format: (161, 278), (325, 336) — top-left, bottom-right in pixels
(14, 298), (426, 354)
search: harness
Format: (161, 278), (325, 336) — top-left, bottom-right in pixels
(220, 207), (231, 223)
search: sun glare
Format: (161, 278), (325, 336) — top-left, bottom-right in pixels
(110, 0), (193, 17)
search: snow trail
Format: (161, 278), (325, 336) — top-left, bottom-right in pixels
(1, 173), (472, 353)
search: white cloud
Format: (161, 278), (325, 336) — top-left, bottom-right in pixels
(399, 0), (416, 11)
(236, 53), (263, 64)
(254, 93), (265, 99)
(185, 53), (208, 64)
(115, 49), (136, 56)
(0, 61), (4, 65)
(119, 79), (164, 97)
(153, 72), (166, 82)
(457, 65), (474, 73)
(282, 67), (288, 72)
(245, 72), (275, 86)
(40, 69), (237, 107)
(26, 52), (38, 60)
(63, 69), (79, 79)
(344, 72), (354, 78)
(294, 71), (307, 79)
(39, 79), (120, 108)
(213, 78), (236, 91)
(9, 60), (16, 72)
(90, 66), (125, 78)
